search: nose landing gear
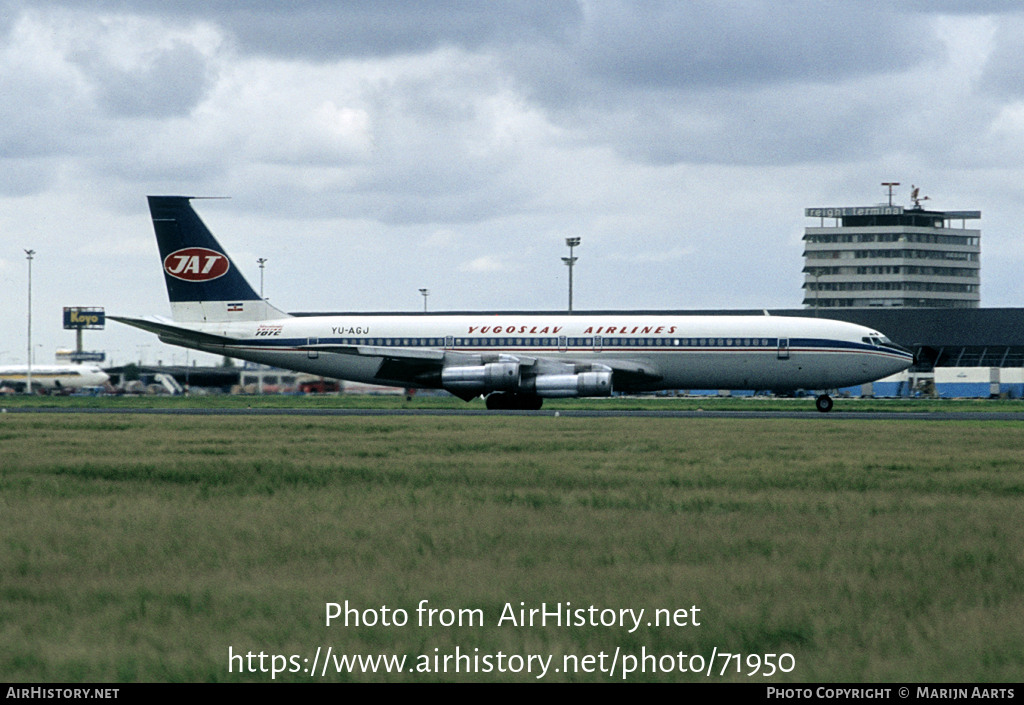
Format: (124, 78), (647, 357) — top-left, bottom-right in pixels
(815, 394), (834, 413)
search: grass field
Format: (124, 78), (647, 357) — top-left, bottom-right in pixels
(3, 393), (1024, 413)
(2, 411), (1023, 682)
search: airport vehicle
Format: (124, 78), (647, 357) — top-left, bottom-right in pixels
(114, 196), (914, 411)
(0, 364), (109, 393)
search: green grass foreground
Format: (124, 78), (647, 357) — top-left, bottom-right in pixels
(3, 392), (1024, 413)
(2, 413), (1023, 682)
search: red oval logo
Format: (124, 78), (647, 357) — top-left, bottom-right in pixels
(163, 248), (230, 282)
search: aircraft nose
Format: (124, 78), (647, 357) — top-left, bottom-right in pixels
(874, 349), (913, 379)
(895, 351), (915, 374)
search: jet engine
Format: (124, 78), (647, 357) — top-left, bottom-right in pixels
(531, 371), (612, 398)
(441, 362), (521, 396)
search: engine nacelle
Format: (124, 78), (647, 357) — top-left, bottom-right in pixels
(533, 371), (613, 398)
(441, 362), (521, 394)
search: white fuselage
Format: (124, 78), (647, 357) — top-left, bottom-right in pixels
(0, 364), (110, 391)
(168, 312), (913, 393)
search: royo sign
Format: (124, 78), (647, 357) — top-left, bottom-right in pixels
(163, 247), (230, 282)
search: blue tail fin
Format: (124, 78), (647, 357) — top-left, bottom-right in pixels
(148, 196), (288, 322)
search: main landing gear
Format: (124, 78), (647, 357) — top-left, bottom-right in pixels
(485, 392), (544, 410)
(815, 394), (834, 413)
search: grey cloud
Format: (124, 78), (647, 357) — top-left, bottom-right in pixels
(223, 0), (581, 59)
(504, 0), (935, 104)
(899, 0), (1024, 11)
(0, 158), (60, 196)
(495, 2), (955, 168)
(5, 1), (1021, 209)
(76, 41), (216, 118)
(621, 79), (913, 166)
(0, 61), (89, 162)
(25, 0), (583, 59)
(575, 1), (931, 91)
(979, 16), (1024, 98)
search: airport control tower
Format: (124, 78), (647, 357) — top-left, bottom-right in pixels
(803, 186), (980, 309)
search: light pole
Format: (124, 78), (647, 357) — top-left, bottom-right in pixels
(257, 258), (267, 299)
(812, 267), (822, 317)
(562, 237), (580, 313)
(419, 288), (429, 312)
(25, 249), (34, 394)
(256, 258), (268, 395)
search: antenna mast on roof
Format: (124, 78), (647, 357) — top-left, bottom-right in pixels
(910, 185), (930, 209)
(881, 182), (900, 207)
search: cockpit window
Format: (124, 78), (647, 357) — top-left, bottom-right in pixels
(864, 334), (911, 354)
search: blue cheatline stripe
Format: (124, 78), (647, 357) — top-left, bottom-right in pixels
(238, 336), (782, 349)
(229, 335), (911, 360)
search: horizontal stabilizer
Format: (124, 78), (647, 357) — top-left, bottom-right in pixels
(110, 316), (236, 348)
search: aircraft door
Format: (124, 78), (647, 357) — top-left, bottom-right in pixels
(777, 338), (790, 360)
(559, 336), (568, 353)
(308, 337), (319, 359)
(593, 336), (603, 352)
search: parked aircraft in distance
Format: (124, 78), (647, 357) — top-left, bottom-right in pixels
(114, 196), (914, 411)
(0, 364), (109, 393)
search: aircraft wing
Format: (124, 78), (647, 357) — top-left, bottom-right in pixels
(593, 359), (663, 388)
(302, 343), (662, 390)
(300, 343), (449, 387)
(303, 343), (660, 376)
(300, 343), (446, 362)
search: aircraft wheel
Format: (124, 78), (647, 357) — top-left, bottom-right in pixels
(486, 393), (543, 410)
(519, 394), (543, 411)
(485, 393), (508, 410)
(509, 393), (543, 410)
(815, 394), (834, 413)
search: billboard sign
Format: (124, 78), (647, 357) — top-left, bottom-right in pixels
(69, 352), (106, 363)
(64, 307), (105, 330)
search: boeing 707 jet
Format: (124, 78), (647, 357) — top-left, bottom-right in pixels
(114, 197), (914, 411)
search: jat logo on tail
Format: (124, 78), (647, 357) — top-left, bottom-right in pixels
(163, 248), (229, 282)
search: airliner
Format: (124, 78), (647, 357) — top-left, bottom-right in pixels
(0, 364), (110, 393)
(113, 196), (914, 412)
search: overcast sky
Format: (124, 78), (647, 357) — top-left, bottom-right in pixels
(2, 0), (1023, 367)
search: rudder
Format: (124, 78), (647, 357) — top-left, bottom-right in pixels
(148, 196), (289, 322)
